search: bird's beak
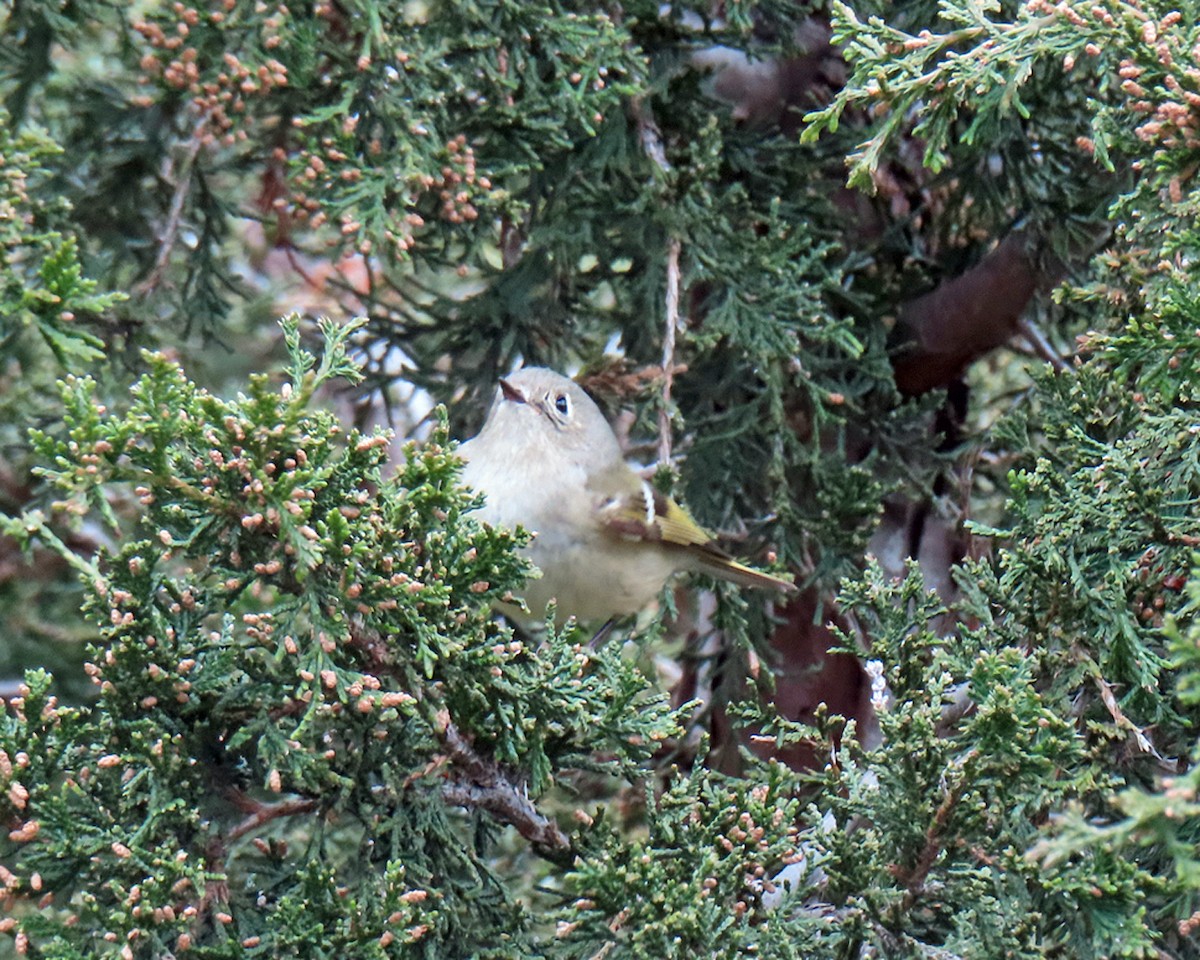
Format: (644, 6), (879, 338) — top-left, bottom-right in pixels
(498, 378), (526, 404)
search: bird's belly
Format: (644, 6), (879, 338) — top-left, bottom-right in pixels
(461, 454), (678, 621)
(522, 530), (678, 622)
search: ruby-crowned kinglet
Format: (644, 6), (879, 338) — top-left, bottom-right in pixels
(458, 367), (796, 622)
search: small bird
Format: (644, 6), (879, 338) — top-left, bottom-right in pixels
(457, 367), (796, 622)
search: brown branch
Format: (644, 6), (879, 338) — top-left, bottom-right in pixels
(1016, 316), (1070, 374)
(347, 626), (573, 861)
(893, 229), (1043, 395)
(284, 245), (323, 291)
(890, 749), (977, 906)
(630, 97), (684, 468)
(441, 781), (570, 857)
(137, 115), (209, 297)
(629, 95), (687, 468)
(226, 797), (320, 844)
(197, 792), (319, 933)
(439, 718), (572, 861)
(1071, 643), (1173, 766)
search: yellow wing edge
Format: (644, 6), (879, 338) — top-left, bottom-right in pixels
(598, 482), (797, 595)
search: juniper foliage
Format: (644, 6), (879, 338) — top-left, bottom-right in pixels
(2, 0), (1200, 957)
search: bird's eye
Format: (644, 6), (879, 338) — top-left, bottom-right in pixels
(554, 394), (569, 416)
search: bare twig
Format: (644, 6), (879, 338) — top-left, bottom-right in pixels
(1016, 316), (1070, 374)
(284, 245), (323, 291)
(629, 98), (683, 466)
(441, 781), (570, 853)
(198, 792), (320, 930)
(138, 115), (210, 296)
(630, 96), (670, 175)
(1070, 643), (1170, 764)
(226, 797), (320, 844)
(1092, 672), (1164, 761)
(659, 236), (682, 466)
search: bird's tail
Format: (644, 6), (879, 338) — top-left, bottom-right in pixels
(694, 550), (798, 594)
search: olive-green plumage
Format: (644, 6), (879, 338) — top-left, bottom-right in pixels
(458, 368), (795, 622)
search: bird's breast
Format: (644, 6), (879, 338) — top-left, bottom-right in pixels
(461, 452), (680, 621)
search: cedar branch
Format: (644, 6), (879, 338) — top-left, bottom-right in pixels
(349, 626), (574, 861)
(439, 719), (573, 861)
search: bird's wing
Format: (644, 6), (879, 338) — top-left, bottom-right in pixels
(590, 463), (797, 594)
(590, 464), (715, 548)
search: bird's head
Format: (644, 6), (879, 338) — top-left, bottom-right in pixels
(483, 367), (622, 468)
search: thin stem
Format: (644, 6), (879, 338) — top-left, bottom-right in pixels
(226, 797), (320, 843)
(138, 115), (209, 296)
(1016, 316), (1070, 373)
(660, 236), (682, 466)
